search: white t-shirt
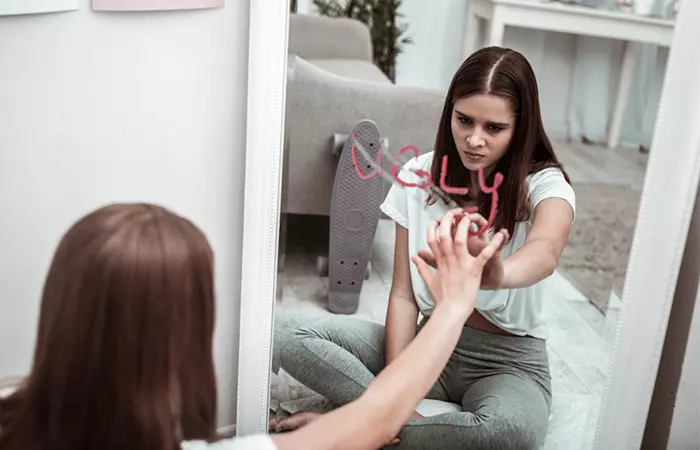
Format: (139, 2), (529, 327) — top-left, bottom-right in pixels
(379, 151), (576, 339)
(182, 435), (276, 450)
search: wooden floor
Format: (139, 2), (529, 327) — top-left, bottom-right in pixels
(275, 140), (648, 450)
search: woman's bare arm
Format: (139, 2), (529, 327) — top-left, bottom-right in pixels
(384, 224), (420, 364)
(501, 198), (573, 288)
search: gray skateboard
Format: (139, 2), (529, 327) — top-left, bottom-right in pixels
(320, 119), (384, 314)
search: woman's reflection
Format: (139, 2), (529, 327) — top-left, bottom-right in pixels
(273, 46), (576, 449)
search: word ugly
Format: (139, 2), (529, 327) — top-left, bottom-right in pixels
(351, 142), (504, 237)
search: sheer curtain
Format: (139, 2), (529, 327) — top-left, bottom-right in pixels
(567, 0), (672, 149)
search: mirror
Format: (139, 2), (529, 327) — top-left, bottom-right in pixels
(262, 0), (680, 447)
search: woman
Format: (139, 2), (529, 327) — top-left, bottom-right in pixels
(0, 203), (503, 450)
(273, 46), (576, 449)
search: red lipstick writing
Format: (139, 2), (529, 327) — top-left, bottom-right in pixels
(350, 141), (503, 237)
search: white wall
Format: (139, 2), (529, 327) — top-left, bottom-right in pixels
(0, 0), (249, 427)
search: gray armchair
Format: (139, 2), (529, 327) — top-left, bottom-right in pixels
(283, 14), (447, 216)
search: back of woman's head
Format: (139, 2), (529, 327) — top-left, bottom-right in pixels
(432, 46), (568, 235)
(0, 203), (217, 450)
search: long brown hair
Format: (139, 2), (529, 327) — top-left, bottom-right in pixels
(431, 46), (570, 235)
(0, 203), (218, 450)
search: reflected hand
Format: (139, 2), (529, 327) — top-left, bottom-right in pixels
(411, 209), (506, 313)
(272, 412), (401, 446)
(416, 211), (509, 291)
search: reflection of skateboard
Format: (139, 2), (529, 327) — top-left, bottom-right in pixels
(321, 119), (384, 314)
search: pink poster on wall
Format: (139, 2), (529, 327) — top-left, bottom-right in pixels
(93, 0), (224, 12)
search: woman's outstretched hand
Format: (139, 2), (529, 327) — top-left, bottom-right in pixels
(411, 209), (506, 314)
(416, 211), (509, 290)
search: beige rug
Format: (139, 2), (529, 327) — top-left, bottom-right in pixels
(558, 182), (641, 312)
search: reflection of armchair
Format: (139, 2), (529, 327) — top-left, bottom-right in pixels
(283, 14), (446, 216)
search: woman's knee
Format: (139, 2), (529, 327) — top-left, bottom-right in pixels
(275, 311), (343, 346)
(400, 410), (546, 450)
(470, 392), (548, 449)
(275, 310), (318, 343)
(451, 416), (545, 450)
(274, 313), (385, 375)
(484, 415), (546, 450)
(458, 377), (549, 448)
(272, 309), (323, 373)
(273, 311), (348, 371)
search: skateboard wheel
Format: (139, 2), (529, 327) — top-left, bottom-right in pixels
(332, 133), (348, 157)
(364, 261), (372, 280)
(317, 256), (329, 277)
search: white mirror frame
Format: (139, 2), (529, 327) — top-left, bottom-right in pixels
(235, 0), (290, 437)
(237, 1), (700, 448)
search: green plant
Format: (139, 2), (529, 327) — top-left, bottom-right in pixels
(312, 0), (413, 82)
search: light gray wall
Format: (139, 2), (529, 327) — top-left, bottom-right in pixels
(0, 0), (250, 427)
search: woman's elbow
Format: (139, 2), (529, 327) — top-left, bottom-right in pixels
(544, 247), (561, 277)
(533, 240), (560, 279)
(544, 259), (557, 278)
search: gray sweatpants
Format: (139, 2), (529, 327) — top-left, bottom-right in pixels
(272, 310), (552, 450)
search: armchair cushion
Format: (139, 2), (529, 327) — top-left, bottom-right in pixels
(289, 14), (372, 62)
(307, 58), (391, 84)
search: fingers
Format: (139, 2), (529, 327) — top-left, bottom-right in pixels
(475, 229), (507, 265)
(411, 255), (435, 285)
(468, 212), (489, 237)
(453, 213), (472, 257)
(428, 209), (496, 264)
(416, 249), (437, 268)
(273, 412), (319, 432)
(437, 210), (457, 257)
(500, 229), (511, 248)
(468, 212), (488, 231)
(274, 416), (300, 432)
(425, 220), (443, 262)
